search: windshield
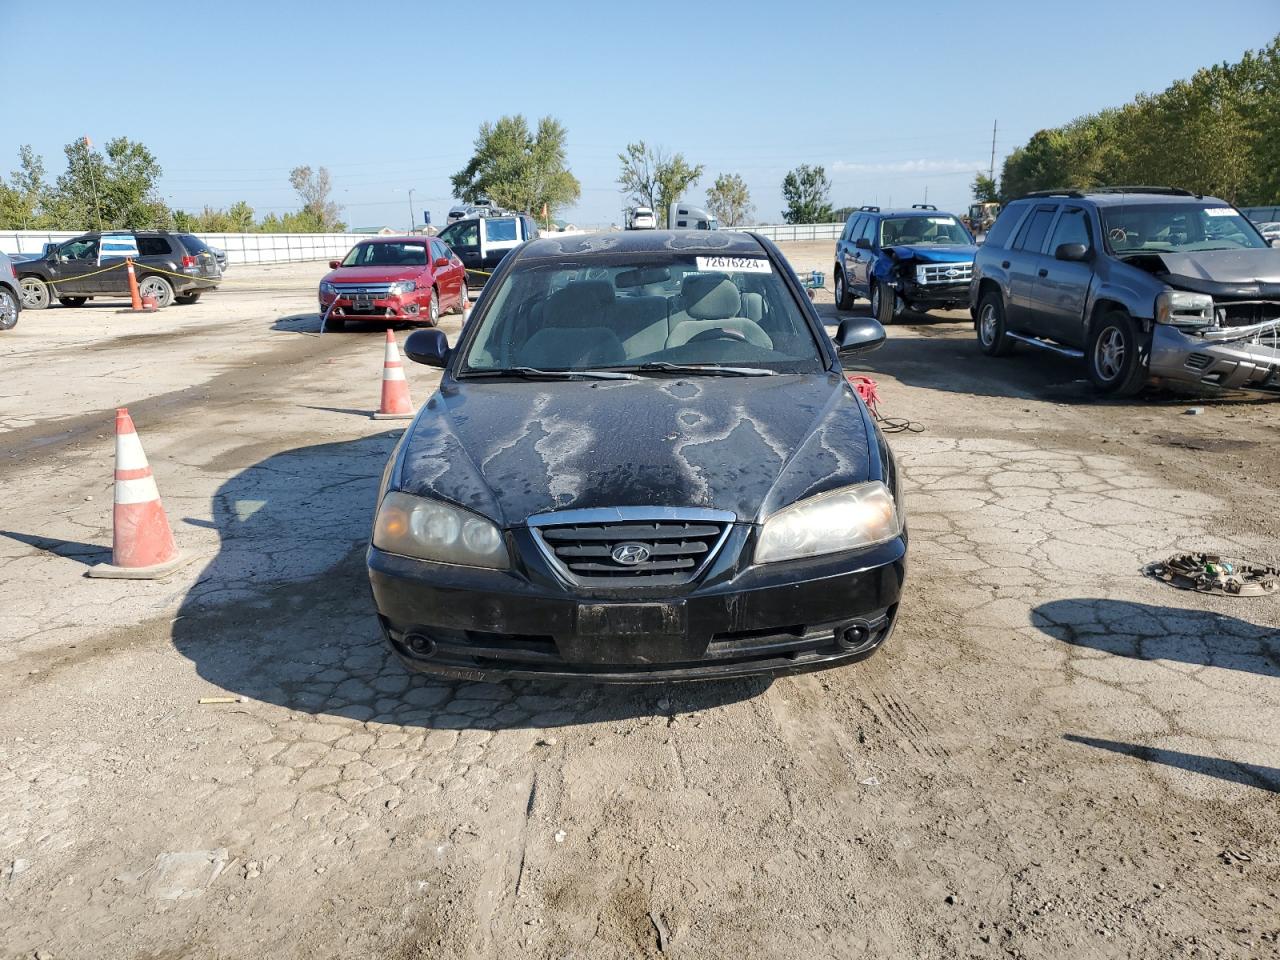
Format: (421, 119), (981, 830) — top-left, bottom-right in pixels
(460, 253), (826, 375)
(1101, 203), (1267, 253)
(341, 242), (427, 267)
(880, 216), (971, 246)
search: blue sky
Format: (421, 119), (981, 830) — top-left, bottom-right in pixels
(6, 1), (1278, 228)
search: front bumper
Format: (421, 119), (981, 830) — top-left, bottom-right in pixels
(894, 279), (970, 307)
(1150, 324), (1280, 393)
(367, 534), (907, 682)
(321, 294), (421, 320)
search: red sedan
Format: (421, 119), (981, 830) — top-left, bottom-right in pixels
(318, 237), (467, 327)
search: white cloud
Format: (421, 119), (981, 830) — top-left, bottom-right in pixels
(830, 158), (988, 176)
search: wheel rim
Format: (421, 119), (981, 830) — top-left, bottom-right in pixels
(430, 293), (439, 323)
(979, 303), (997, 344)
(20, 278), (47, 308)
(835, 273), (844, 304)
(0, 291), (16, 327)
(1094, 326), (1125, 381)
(140, 278), (169, 305)
(870, 285), (879, 316)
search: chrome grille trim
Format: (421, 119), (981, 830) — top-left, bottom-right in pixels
(917, 262), (973, 284)
(333, 282), (395, 297)
(527, 506), (735, 586)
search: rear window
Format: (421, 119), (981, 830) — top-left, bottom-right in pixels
(137, 236), (173, 256)
(177, 234), (209, 254)
(982, 205), (1023, 248)
(485, 218), (518, 243)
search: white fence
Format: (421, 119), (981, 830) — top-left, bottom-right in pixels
(740, 223), (844, 242)
(0, 230), (364, 265)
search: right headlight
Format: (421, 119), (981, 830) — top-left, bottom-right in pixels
(372, 491), (509, 569)
(755, 481), (901, 564)
(1155, 290), (1213, 326)
(319, 281), (336, 296)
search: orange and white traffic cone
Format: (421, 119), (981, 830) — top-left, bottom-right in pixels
(371, 328), (415, 420)
(118, 259), (157, 314)
(88, 408), (187, 579)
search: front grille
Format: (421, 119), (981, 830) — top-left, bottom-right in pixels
(917, 262), (973, 285)
(1216, 300), (1280, 327)
(333, 282), (394, 297)
(528, 507), (734, 586)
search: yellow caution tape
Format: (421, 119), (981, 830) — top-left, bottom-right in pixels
(129, 262), (221, 286)
(30, 260), (129, 289)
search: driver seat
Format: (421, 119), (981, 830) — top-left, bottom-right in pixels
(665, 275), (772, 350)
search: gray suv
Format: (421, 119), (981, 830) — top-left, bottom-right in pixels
(971, 187), (1280, 396)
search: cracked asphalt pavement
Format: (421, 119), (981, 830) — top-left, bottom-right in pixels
(1, 247), (1277, 959)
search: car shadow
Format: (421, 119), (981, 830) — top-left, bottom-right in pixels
(1064, 734), (1280, 793)
(1032, 598), (1280, 680)
(170, 434), (766, 730)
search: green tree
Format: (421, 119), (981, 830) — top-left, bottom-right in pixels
(781, 164), (834, 224)
(619, 142), (704, 226)
(0, 146), (54, 228)
(49, 137), (168, 230)
(451, 115), (580, 218)
(971, 172), (999, 204)
(706, 173), (754, 226)
(289, 166), (343, 231)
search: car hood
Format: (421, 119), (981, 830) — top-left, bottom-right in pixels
(1152, 248), (1280, 286)
(323, 265), (425, 284)
(397, 374), (872, 527)
(883, 244), (977, 263)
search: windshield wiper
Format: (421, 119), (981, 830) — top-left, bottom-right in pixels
(462, 366), (638, 381)
(631, 361), (776, 377)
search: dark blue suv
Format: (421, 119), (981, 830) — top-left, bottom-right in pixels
(833, 205), (978, 324)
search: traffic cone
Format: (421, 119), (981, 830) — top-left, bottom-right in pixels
(118, 259), (157, 314)
(371, 329), (414, 420)
(88, 408), (188, 579)
(462, 285), (472, 324)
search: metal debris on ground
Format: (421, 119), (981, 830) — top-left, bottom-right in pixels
(1147, 553), (1279, 597)
(846, 375), (924, 434)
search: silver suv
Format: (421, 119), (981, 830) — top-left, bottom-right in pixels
(0, 252), (20, 331)
(971, 187), (1280, 396)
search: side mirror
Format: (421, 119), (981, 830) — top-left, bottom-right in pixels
(834, 316), (886, 357)
(1054, 242), (1090, 262)
(328, 259), (341, 269)
(43, 242), (59, 259)
(433, 256), (451, 268)
(404, 328), (450, 367)
(855, 237), (872, 250)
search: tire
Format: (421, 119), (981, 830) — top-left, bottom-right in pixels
(175, 292), (202, 305)
(871, 279), (899, 326)
(137, 275), (174, 308)
(1086, 311), (1148, 396)
(58, 296), (88, 307)
(19, 276), (50, 310)
(0, 287), (18, 330)
(834, 268), (853, 311)
(428, 287), (440, 326)
(976, 291), (1014, 356)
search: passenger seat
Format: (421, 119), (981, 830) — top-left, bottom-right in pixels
(519, 280), (624, 367)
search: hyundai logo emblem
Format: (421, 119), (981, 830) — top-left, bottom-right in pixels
(611, 542), (651, 566)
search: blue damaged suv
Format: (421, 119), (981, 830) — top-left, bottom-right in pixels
(833, 205), (978, 324)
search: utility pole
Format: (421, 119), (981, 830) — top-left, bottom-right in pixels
(83, 135), (103, 230)
(989, 119), (998, 182)
(408, 189), (415, 233)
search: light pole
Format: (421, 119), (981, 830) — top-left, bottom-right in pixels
(408, 189), (415, 233)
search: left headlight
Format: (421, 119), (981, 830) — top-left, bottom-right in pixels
(388, 280), (417, 296)
(372, 491), (509, 569)
(319, 281), (336, 295)
(755, 482), (901, 564)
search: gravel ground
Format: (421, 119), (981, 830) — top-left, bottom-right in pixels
(1, 247), (1277, 959)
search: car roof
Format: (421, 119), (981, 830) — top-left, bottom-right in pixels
(1010, 191), (1229, 208)
(863, 208), (960, 218)
(517, 229), (767, 260)
(355, 235), (428, 243)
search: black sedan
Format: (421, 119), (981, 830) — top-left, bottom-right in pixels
(367, 230), (906, 682)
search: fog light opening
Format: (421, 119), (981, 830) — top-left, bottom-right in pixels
(837, 621), (871, 651)
(405, 633), (438, 658)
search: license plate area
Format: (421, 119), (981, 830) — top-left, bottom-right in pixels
(354, 294), (373, 308)
(569, 601), (690, 664)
